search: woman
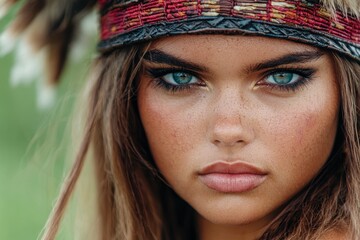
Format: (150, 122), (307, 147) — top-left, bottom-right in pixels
(2, 0), (360, 239)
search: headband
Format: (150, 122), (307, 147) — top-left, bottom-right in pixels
(98, 0), (360, 61)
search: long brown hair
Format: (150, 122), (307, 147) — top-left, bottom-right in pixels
(41, 45), (197, 240)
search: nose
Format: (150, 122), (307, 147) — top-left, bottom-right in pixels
(212, 124), (246, 147)
(209, 89), (254, 148)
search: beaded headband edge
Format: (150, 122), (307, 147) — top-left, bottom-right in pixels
(98, 0), (360, 61)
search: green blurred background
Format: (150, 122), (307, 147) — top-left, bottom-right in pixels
(0, 9), (96, 239)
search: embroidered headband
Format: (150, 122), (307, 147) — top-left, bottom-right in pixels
(98, 0), (360, 61)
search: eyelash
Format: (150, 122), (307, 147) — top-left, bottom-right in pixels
(258, 68), (316, 92)
(145, 67), (316, 93)
(146, 68), (201, 93)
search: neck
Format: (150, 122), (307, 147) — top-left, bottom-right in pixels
(197, 214), (273, 240)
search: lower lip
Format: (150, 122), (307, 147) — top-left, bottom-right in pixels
(199, 173), (266, 193)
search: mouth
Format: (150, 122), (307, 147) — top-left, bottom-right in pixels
(198, 161), (267, 193)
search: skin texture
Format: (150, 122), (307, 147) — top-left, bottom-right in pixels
(137, 35), (340, 240)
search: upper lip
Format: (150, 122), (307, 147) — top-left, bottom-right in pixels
(199, 161), (267, 175)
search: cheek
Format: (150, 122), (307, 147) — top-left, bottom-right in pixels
(263, 92), (339, 191)
(137, 86), (203, 176)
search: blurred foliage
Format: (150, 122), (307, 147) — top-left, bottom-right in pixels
(0, 8), (97, 239)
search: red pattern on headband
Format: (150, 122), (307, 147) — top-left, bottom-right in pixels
(99, 0), (360, 46)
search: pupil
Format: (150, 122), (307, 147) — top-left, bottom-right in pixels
(173, 72), (192, 84)
(273, 73), (293, 84)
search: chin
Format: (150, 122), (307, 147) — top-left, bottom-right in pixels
(199, 210), (263, 225)
(191, 195), (282, 229)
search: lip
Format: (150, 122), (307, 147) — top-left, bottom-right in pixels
(198, 161), (267, 193)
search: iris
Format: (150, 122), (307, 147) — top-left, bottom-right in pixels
(172, 72), (194, 84)
(271, 73), (294, 85)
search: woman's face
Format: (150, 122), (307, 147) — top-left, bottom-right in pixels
(137, 35), (339, 231)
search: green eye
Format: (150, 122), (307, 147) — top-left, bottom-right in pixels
(173, 72), (193, 84)
(163, 72), (198, 85)
(266, 72), (300, 85)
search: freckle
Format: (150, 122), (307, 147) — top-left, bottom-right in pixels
(305, 115), (315, 127)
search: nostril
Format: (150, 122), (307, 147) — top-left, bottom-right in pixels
(214, 139), (221, 144)
(212, 138), (245, 147)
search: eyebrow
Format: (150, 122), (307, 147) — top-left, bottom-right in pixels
(144, 49), (325, 73)
(144, 50), (208, 72)
(247, 50), (325, 73)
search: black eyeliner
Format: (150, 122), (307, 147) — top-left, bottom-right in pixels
(152, 78), (193, 92)
(145, 67), (199, 79)
(144, 65), (318, 93)
(259, 67), (317, 92)
(263, 67), (316, 77)
(144, 67), (203, 93)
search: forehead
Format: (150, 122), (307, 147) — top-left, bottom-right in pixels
(150, 35), (320, 60)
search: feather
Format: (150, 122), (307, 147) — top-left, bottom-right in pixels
(44, 23), (75, 85)
(10, 39), (43, 86)
(0, 28), (17, 55)
(25, 11), (51, 51)
(69, 11), (97, 61)
(321, 0), (360, 17)
(1, 0), (98, 108)
(8, 0), (45, 35)
(36, 79), (56, 110)
(0, 0), (17, 19)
